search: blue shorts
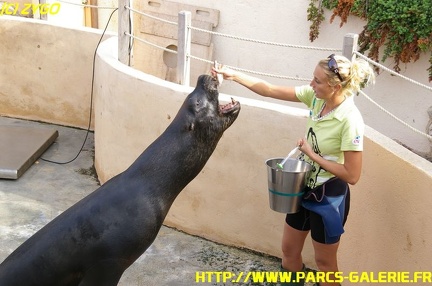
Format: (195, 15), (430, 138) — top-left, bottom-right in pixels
(285, 180), (350, 244)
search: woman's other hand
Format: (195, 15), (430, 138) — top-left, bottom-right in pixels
(297, 138), (314, 159)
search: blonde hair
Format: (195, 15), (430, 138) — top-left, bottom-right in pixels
(319, 55), (375, 96)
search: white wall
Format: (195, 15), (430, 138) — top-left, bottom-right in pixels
(127, 0), (432, 154)
(40, 0), (431, 154)
(46, 0), (84, 26)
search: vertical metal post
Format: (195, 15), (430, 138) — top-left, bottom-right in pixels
(342, 33), (358, 62)
(177, 11), (191, 86)
(35, 0), (44, 20)
(118, 0), (131, 65)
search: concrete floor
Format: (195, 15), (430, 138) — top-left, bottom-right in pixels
(0, 117), (281, 286)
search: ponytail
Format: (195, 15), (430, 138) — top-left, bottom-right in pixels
(348, 58), (376, 94)
(320, 55), (375, 96)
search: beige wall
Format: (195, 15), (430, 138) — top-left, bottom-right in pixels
(95, 37), (432, 283)
(0, 16), (114, 129)
(125, 0), (432, 155)
(340, 128), (432, 279)
(2, 17), (432, 284)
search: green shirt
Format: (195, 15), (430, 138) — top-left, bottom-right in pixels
(295, 85), (364, 188)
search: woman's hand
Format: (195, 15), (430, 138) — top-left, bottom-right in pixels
(211, 64), (299, 102)
(211, 65), (236, 81)
(297, 138), (314, 159)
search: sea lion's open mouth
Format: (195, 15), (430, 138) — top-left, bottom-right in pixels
(204, 74), (240, 116)
(219, 97), (240, 115)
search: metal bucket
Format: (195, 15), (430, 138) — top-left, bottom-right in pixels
(265, 158), (312, 213)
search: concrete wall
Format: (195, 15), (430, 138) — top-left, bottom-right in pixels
(0, 16), (114, 129)
(128, 0), (432, 156)
(2, 16), (432, 284)
(10, 0), (430, 155)
(95, 37), (432, 283)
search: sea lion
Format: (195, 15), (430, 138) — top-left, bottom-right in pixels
(0, 74), (240, 286)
